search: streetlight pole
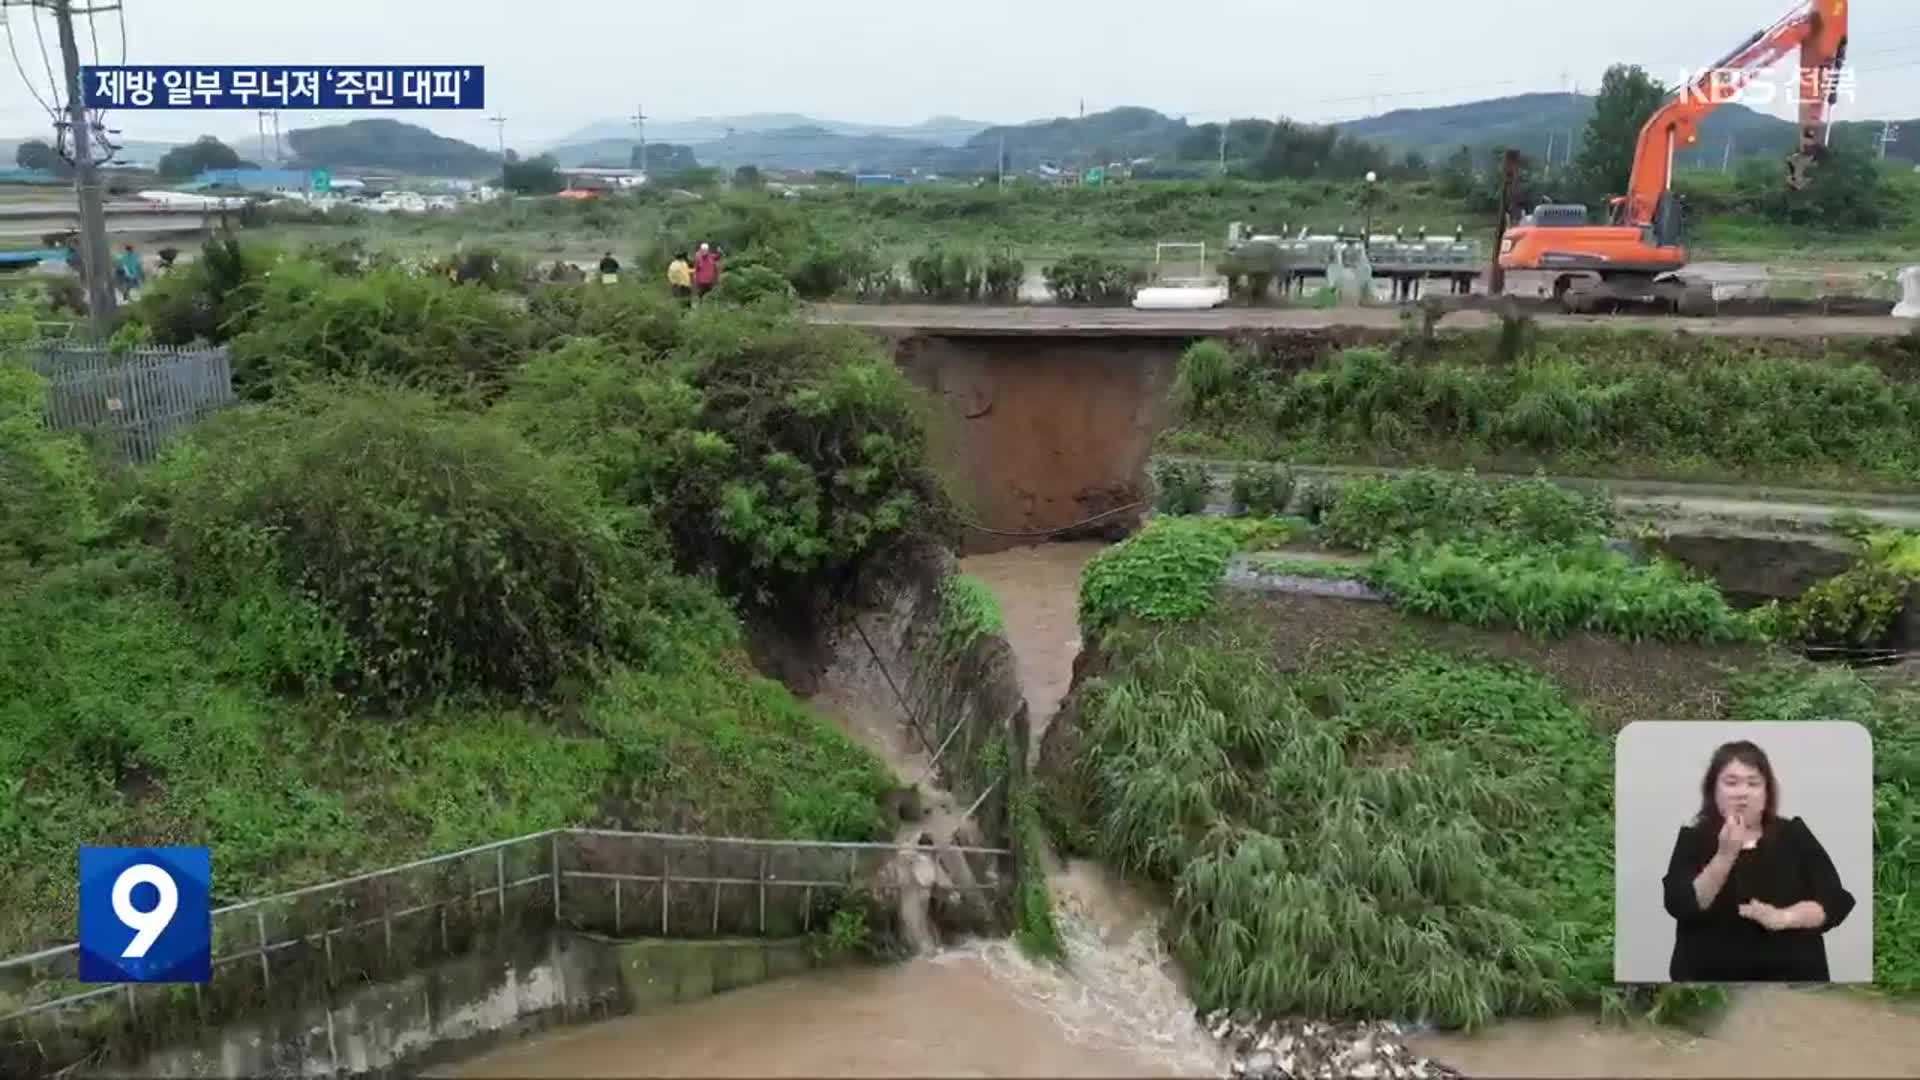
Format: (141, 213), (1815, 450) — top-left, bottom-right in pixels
(1362, 171), (1378, 252)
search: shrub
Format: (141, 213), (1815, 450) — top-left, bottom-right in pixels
(1043, 254), (1142, 304)
(1368, 540), (1760, 643)
(1319, 470), (1610, 551)
(981, 250), (1024, 303)
(1151, 458), (1214, 515)
(497, 311), (944, 610)
(525, 281), (684, 355)
(148, 382), (676, 709)
(1080, 516), (1243, 634)
(785, 238), (882, 300)
(0, 366), (99, 573)
(127, 229), (273, 345)
(225, 263), (530, 400)
(1775, 563), (1909, 647)
(1229, 463), (1294, 516)
(709, 261), (798, 309)
(906, 247), (983, 301)
(1171, 339), (1245, 417)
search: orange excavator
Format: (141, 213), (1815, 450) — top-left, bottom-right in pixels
(1498, 0), (1849, 313)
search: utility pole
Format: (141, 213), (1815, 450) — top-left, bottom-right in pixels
(38, 0), (117, 336)
(1487, 148), (1519, 297)
(1722, 136), (1734, 173)
(1544, 132), (1554, 179)
(256, 110), (270, 163)
(1218, 124), (1228, 176)
(998, 132), (1006, 186)
(631, 103), (646, 175)
(489, 115), (507, 157)
(272, 110), (282, 162)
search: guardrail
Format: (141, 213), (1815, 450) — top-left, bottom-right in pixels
(0, 828), (1009, 1076)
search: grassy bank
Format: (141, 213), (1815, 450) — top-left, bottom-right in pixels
(1161, 331), (1920, 492)
(1045, 511), (1920, 1028)
(0, 243), (945, 956)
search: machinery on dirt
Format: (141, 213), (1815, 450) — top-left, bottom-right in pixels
(1498, 0), (1849, 314)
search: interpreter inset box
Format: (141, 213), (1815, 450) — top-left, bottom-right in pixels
(1614, 721), (1872, 984)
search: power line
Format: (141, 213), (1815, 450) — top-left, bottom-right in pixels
(1, 4), (58, 118)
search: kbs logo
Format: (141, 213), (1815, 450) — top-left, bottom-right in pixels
(78, 847), (212, 983)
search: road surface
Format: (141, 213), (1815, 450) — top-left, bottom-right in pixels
(810, 303), (1915, 339)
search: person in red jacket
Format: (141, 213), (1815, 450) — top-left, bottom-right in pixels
(692, 243), (721, 299)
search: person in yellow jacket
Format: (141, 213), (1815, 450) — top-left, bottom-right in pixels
(667, 251), (694, 303)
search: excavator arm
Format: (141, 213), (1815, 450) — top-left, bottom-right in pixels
(1619, 0), (1848, 227)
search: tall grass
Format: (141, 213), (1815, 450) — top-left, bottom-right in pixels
(1072, 627), (1611, 1027)
(1169, 341), (1920, 489)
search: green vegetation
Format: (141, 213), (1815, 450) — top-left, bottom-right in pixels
(0, 241), (943, 954)
(1370, 541), (1761, 643)
(1165, 338), (1920, 490)
(1052, 507), (1920, 1028)
(1316, 470), (1610, 552)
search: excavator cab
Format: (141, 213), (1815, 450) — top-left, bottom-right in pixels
(1650, 191), (1686, 249)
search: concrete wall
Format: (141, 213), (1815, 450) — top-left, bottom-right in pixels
(100, 935), (826, 1078)
(890, 333), (1184, 554)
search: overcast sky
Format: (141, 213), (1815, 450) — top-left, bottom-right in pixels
(4, 0), (1918, 151)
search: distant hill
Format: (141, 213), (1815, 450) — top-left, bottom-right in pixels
(550, 140), (700, 172)
(547, 113), (988, 153)
(1336, 92), (1920, 169)
(285, 119), (498, 176)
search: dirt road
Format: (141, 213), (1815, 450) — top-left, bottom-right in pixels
(811, 303), (1914, 339)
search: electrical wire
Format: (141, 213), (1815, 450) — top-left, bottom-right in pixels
(961, 501), (1147, 538)
(1, 5), (58, 119)
(29, 0), (60, 117)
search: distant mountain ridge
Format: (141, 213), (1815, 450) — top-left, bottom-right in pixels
(15, 95), (1916, 181)
(547, 113), (989, 152)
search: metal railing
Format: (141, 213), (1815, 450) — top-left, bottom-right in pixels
(0, 828), (1009, 1076)
(10, 343), (235, 465)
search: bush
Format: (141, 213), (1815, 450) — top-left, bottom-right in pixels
(1151, 458), (1214, 514)
(981, 250), (1023, 303)
(1368, 540), (1760, 643)
(225, 263), (531, 400)
(147, 382), (680, 709)
(0, 366), (99, 573)
(1043, 254), (1142, 304)
(1319, 470), (1610, 552)
(709, 261), (798, 309)
(1229, 463), (1294, 516)
(496, 311), (944, 610)
(1171, 339), (1244, 417)
(127, 229), (272, 345)
(907, 247), (983, 301)
(525, 281), (684, 354)
(785, 238), (883, 300)
(1774, 563), (1909, 647)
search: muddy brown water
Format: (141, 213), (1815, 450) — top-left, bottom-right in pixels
(446, 541), (1919, 1078)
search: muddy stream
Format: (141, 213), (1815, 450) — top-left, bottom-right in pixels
(445, 541), (1920, 1078)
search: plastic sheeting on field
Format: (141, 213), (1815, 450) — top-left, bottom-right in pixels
(1133, 285), (1229, 310)
(1896, 266), (1920, 319)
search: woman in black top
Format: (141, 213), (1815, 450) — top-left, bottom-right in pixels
(1661, 740), (1855, 982)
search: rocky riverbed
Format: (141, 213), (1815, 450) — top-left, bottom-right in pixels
(1208, 1011), (1463, 1080)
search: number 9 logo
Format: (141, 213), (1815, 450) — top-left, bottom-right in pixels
(111, 863), (178, 958)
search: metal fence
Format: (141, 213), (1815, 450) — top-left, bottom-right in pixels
(0, 828), (1009, 1077)
(11, 344), (234, 465)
